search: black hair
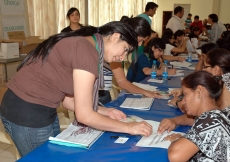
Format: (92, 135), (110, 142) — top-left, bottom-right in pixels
(200, 43), (218, 54)
(174, 6), (183, 15)
(194, 15), (199, 19)
(206, 48), (230, 74)
(221, 31), (230, 41)
(144, 38), (165, 59)
(216, 39), (230, 51)
(182, 71), (222, 101)
(17, 21), (138, 70)
(174, 30), (185, 39)
(66, 7), (83, 27)
(120, 17), (151, 38)
(145, 2), (158, 12)
(208, 14), (218, 23)
(188, 27), (200, 39)
(161, 29), (174, 44)
(188, 13), (192, 16)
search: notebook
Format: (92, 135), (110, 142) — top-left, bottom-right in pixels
(120, 98), (154, 110)
(49, 123), (104, 149)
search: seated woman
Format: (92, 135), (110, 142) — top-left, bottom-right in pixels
(126, 38), (176, 83)
(165, 71), (230, 162)
(162, 30), (189, 56)
(188, 26), (200, 49)
(158, 49), (230, 136)
(195, 43), (218, 71)
(174, 30), (195, 53)
(216, 31), (230, 51)
(61, 7), (83, 32)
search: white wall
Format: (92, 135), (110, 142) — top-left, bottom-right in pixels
(154, 0), (217, 36)
(219, 0), (230, 23)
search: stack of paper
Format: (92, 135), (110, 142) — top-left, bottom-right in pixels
(136, 120), (184, 149)
(120, 98), (154, 110)
(49, 123), (104, 148)
(147, 79), (163, 83)
(133, 82), (158, 91)
(170, 61), (192, 68)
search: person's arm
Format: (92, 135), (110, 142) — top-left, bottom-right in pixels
(110, 62), (159, 98)
(71, 69), (152, 136)
(168, 138), (199, 161)
(170, 38), (189, 53)
(195, 55), (204, 71)
(157, 114), (195, 134)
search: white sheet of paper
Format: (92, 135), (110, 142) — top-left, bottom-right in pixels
(115, 137), (129, 144)
(147, 79), (163, 83)
(133, 82), (158, 91)
(136, 120), (184, 149)
(170, 61), (192, 68)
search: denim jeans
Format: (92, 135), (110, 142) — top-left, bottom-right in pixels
(0, 115), (60, 157)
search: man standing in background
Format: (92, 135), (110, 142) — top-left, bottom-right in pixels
(166, 6), (185, 33)
(137, 2), (158, 25)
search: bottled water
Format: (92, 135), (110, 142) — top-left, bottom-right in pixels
(151, 60), (157, 79)
(162, 60), (168, 81)
(187, 52), (192, 63)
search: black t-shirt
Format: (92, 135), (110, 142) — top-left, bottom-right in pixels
(61, 26), (73, 32)
(0, 89), (57, 128)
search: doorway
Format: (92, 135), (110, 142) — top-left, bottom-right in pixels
(162, 11), (173, 34)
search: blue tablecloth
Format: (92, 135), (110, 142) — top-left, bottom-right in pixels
(18, 69), (194, 162)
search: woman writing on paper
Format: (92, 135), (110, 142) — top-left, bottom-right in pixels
(99, 17), (160, 104)
(0, 21), (152, 157)
(165, 71), (230, 162)
(61, 7), (83, 32)
(126, 38), (176, 83)
(158, 49), (230, 135)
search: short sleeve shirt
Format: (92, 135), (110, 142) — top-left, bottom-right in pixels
(166, 16), (183, 33)
(164, 44), (174, 55)
(7, 37), (99, 108)
(137, 13), (152, 25)
(184, 107), (230, 162)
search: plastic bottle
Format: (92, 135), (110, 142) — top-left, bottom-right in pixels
(187, 51), (192, 63)
(162, 60), (168, 81)
(151, 60), (157, 79)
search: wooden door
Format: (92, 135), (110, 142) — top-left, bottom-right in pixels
(162, 11), (173, 34)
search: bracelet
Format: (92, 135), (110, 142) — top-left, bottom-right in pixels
(175, 98), (182, 108)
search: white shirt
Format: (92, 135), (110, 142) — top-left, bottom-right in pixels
(166, 16), (183, 33)
(164, 44), (174, 55)
(191, 38), (198, 49)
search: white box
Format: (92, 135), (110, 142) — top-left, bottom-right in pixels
(0, 42), (19, 59)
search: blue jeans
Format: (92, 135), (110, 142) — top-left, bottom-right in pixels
(0, 115), (60, 157)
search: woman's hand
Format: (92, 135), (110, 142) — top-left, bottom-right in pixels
(164, 133), (182, 142)
(157, 118), (177, 134)
(168, 69), (176, 75)
(168, 97), (178, 107)
(169, 88), (182, 97)
(106, 108), (126, 120)
(127, 121), (152, 137)
(176, 56), (185, 62)
(143, 91), (162, 98)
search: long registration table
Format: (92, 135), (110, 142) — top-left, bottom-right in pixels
(18, 68), (194, 162)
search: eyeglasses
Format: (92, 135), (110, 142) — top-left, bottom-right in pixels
(203, 65), (211, 69)
(157, 48), (164, 53)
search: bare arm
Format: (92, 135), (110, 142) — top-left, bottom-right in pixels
(171, 38), (189, 53)
(168, 138), (199, 161)
(110, 62), (159, 97)
(72, 69), (152, 136)
(157, 114), (195, 134)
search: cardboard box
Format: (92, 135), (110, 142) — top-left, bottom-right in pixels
(1, 32), (44, 55)
(0, 42), (19, 59)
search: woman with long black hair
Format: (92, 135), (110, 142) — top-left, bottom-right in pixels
(0, 21), (152, 157)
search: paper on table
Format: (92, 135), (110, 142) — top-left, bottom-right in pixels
(168, 88), (179, 93)
(168, 73), (184, 77)
(133, 82), (158, 91)
(136, 120), (184, 149)
(147, 79), (163, 83)
(170, 61), (192, 68)
(188, 66), (196, 70)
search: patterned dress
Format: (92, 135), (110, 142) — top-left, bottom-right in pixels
(184, 107), (230, 162)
